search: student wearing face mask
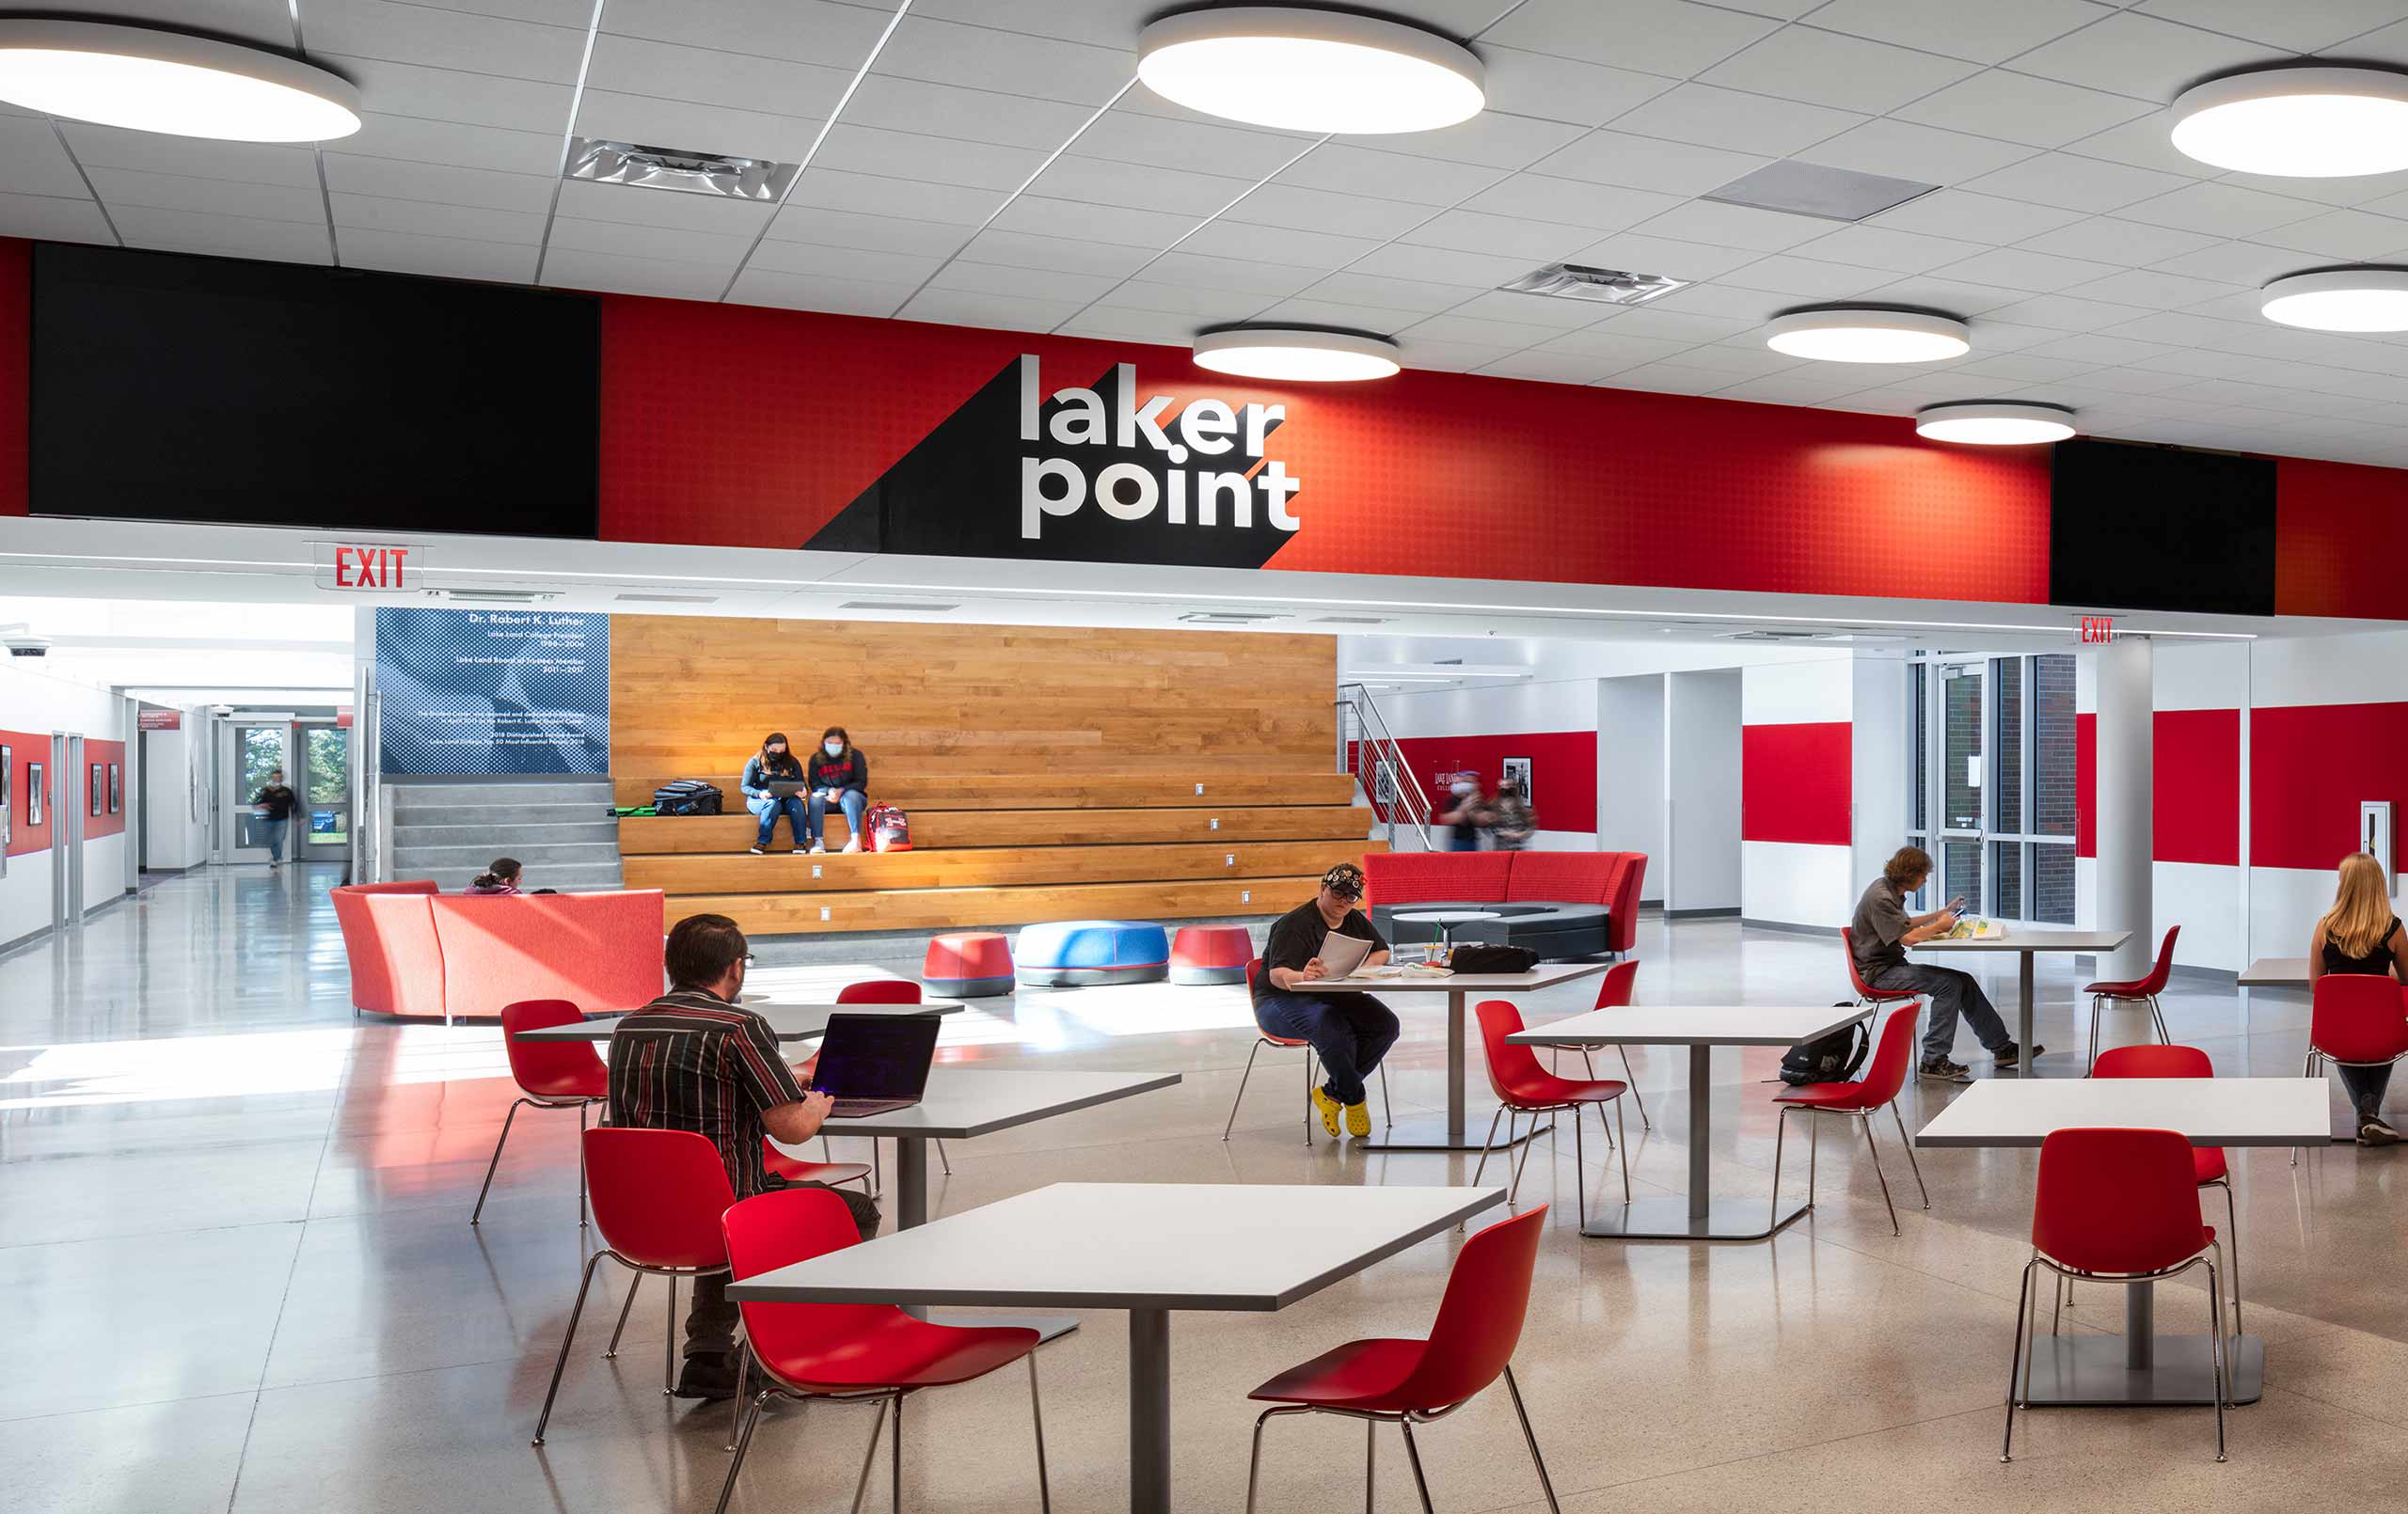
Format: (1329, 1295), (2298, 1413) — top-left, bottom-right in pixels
(1436, 772), (1490, 852)
(803, 726), (870, 855)
(739, 733), (809, 855)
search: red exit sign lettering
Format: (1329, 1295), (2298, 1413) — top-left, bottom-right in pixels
(313, 542), (418, 591)
(2079, 616), (2115, 644)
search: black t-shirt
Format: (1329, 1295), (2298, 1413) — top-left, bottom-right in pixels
(253, 784), (296, 819)
(1255, 900), (1387, 1001)
(2323, 916), (2404, 976)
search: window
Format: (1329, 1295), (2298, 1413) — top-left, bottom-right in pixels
(1904, 652), (2078, 923)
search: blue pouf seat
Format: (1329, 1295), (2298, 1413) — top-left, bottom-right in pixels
(1014, 919), (1170, 987)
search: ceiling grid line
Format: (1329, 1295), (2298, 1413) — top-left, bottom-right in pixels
(289, 0), (339, 268)
(43, 118), (120, 247)
(531, 0), (610, 289)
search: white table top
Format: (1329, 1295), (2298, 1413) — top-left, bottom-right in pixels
(513, 999), (963, 1043)
(725, 1182), (1505, 1311)
(1914, 1078), (2330, 1148)
(1394, 909), (1501, 923)
(782, 1067), (1181, 1142)
(2239, 956), (2309, 986)
(1913, 926), (2130, 954)
(1508, 1003), (1873, 1049)
(1296, 961), (1610, 994)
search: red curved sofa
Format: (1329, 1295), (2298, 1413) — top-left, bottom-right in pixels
(1365, 851), (1647, 959)
(332, 882), (666, 1021)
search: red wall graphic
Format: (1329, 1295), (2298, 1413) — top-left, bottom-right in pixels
(2074, 709), (2241, 866)
(2, 728), (51, 857)
(86, 737), (125, 840)
(1355, 730), (1596, 836)
(1741, 722), (1851, 846)
(2251, 702), (2408, 872)
(2275, 459), (2408, 620)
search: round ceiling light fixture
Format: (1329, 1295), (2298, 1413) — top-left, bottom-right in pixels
(1136, 7), (1485, 134)
(1194, 326), (1402, 381)
(2170, 66), (2408, 177)
(0, 20), (360, 142)
(1766, 308), (1971, 364)
(1915, 401), (2077, 446)
(2260, 267), (2408, 331)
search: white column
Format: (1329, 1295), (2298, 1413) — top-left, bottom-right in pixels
(2095, 637), (2153, 980)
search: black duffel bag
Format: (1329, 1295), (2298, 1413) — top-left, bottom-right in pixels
(1779, 1002), (1873, 1087)
(1448, 943), (1539, 974)
(653, 779), (723, 816)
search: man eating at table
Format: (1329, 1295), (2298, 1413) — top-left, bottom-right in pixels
(607, 913), (881, 1402)
(1250, 862), (1402, 1140)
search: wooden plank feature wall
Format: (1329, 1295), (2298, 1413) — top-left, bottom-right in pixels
(609, 614), (1371, 937)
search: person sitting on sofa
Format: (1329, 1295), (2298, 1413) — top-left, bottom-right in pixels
(464, 857), (522, 894)
(739, 733), (809, 855)
(804, 726), (870, 855)
(1252, 862), (1401, 1140)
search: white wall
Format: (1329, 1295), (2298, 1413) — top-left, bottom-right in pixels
(0, 655), (130, 951)
(1665, 668), (1741, 913)
(1599, 674), (1664, 899)
(139, 708), (213, 871)
(1851, 656), (1908, 895)
(1741, 657), (1855, 929)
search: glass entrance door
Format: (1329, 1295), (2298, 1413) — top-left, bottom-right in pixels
(1936, 661), (1985, 912)
(295, 723), (350, 861)
(222, 722), (292, 865)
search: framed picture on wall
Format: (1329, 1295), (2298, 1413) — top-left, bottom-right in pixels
(27, 761), (42, 828)
(1501, 755), (1533, 808)
(90, 764), (103, 816)
(108, 763), (120, 813)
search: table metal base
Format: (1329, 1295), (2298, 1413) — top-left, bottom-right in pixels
(926, 1310), (1079, 1343)
(1355, 1114), (1551, 1154)
(1579, 1195), (1814, 1241)
(2017, 1334), (2264, 1406)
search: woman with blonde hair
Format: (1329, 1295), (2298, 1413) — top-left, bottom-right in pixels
(2306, 850), (2408, 1145)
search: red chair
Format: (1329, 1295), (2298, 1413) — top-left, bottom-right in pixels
(1769, 1004), (1929, 1235)
(1472, 1000), (1630, 1228)
(1584, 958), (1651, 1130)
(1841, 927), (1925, 1014)
(473, 999), (610, 1228)
(532, 1128), (736, 1445)
(1244, 1206), (1560, 1513)
(1224, 958), (1391, 1143)
(2004, 1128), (2232, 1463)
(715, 1187), (1050, 1514)
(2082, 925), (2179, 1071)
(2085, 1045), (2242, 1337)
(836, 978), (951, 1180)
(2298, 972), (2408, 1163)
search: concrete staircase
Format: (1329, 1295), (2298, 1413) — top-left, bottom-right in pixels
(388, 779), (624, 892)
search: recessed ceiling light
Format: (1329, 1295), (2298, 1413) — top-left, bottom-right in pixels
(1135, 7), (1484, 134)
(2260, 267), (2408, 331)
(1915, 401), (2077, 446)
(1766, 308), (1970, 364)
(0, 20), (360, 142)
(1193, 326), (1402, 382)
(2170, 66), (2408, 177)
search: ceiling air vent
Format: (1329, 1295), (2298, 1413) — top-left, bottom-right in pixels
(1497, 262), (1687, 305)
(614, 592), (719, 604)
(1704, 160), (1937, 222)
(424, 588), (560, 603)
(565, 137), (800, 200)
(1179, 611), (1287, 623)
(1720, 629), (1830, 641)
(1310, 615), (1392, 624)
(837, 600), (961, 613)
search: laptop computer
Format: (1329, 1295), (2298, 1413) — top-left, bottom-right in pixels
(809, 1012), (941, 1117)
(761, 780), (815, 797)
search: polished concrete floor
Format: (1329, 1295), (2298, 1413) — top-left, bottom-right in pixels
(5, 866), (2404, 1513)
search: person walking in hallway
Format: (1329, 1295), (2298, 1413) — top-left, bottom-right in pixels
(250, 767), (296, 870)
(1251, 863), (1402, 1138)
(1850, 845), (2039, 1081)
(2307, 851), (2407, 1146)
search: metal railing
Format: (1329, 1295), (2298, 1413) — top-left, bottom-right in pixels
(1335, 684), (1432, 850)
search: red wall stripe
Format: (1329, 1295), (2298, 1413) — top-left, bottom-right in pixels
(2076, 712), (2095, 859)
(2073, 709), (2241, 866)
(2, 729), (53, 856)
(1741, 721), (1850, 846)
(1359, 730), (1596, 835)
(85, 737), (125, 840)
(2274, 458), (2408, 619)
(2250, 702), (2408, 872)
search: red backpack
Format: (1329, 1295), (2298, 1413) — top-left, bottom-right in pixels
(863, 802), (912, 852)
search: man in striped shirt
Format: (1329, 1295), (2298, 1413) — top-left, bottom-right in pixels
(608, 913), (881, 1401)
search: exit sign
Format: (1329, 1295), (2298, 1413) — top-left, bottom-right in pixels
(2079, 616), (2115, 644)
(313, 542), (418, 591)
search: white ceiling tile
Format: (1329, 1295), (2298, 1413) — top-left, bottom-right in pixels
(1806, 0), (2112, 66)
(1601, 307), (1754, 342)
(1637, 199), (1832, 253)
(1398, 209), (1597, 262)
(879, 17), (1131, 106)
(2013, 216), (2221, 267)
(2095, 308), (2254, 346)
(930, 260), (1120, 304)
(901, 287), (1088, 333)
(1962, 153), (2193, 213)
(1796, 118), (2033, 187)
(2117, 181), (2328, 238)
(1719, 255), (1891, 298)
(1140, 252), (1323, 297)
(547, 214), (754, 265)
(785, 167), (1006, 227)
(1219, 182), (1434, 240)
(2145, 239), (2311, 284)
(953, 229), (1157, 278)
(1893, 71), (2155, 150)
(69, 0), (284, 41)
(1973, 292), (2157, 331)
(1474, 351), (1627, 385)
(320, 153), (554, 213)
(0, 118), (95, 199)
(340, 227), (544, 283)
(1027, 156), (1251, 216)
(1480, 47), (1676, 129)
(1176, 218), (1382, 270)
(1445, 289), (1613, 330)
(1402, 338), (1523, 371)
(839, 76), (1096, 151)
(1871, 188), (2083, 242)
(1069, 108), (1311, 181)
(573, 90), (824, 163)
(1593, 362), (1733, 395)
(2066, 267), (2244, 309)
(2138, 0), (2398, 55)
(2010, 13), (2269, 101)
(1107, 278), (1259, 317)
(1531, 131), (1770, 198)
(2053, 116), (2212, 185)
(744, 237), (943, 285)
(1374, 112), (1589, 171)
(1350, 244), (1544, 288)
(111, 205), (332, 265)
(317, 52), (570, 134)
(1608, 83), (1866, 158)
(1457, 173), (1684, 233)
(2210, 166), (2408, 212)
(552, 179), (772, 235)
(1631, 341), (1797, 377)
(307, 0), (591, 81)
(85, 167), (325, 225)
(1641, 280), (1792, 322)
(1482, 0), (1780, 77)
(58, 126), (320, 187)
(768, 207), (977, 257)
(339, 112), (562, 177)
(2019, 332), (2177, 366)
(1570, 231), (1764, 282)
(805, 124), (1049, 193)
(1933, 245), (2123, 292)
(1859, 276), (2040, 316)
(331, 192), (543, 244)
(1058, 305), (1210, 343)
(727, 267), (918, 317)
(1258, 295), (1445, 332)
(1535, 325), (1713, 365)
(2330, 17), (2408, 69)
(1701, 24), (1979, 114)
(2253, 208), (2408, 261)
(1949, 352), (2096, 383)
(990, 195), (1189, 250)
(1790, 223), (1986, 274)
(1718, 370), (1881, 403)
(1275, 144), (1507, 208)
(603, 0), (897, 69)
(2065, 364), (2198, 394)
(0, 190), (115, 244)
(1407, 312), (1565, 349)
(1308, 271), (1488, 313)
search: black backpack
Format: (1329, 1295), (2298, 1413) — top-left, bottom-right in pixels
(1778, 1002), (1872, 1087)
(653, 780), (722, 816)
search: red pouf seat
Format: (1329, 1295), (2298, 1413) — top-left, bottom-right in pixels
(924, 932), (1014, 998)
(1171, 924), (1253, 986)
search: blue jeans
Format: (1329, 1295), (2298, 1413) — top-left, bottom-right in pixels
(746, 794), (807, 848)
(1252, 989), (1400, 1106)
(260, 816), (289, 861)
(807, 789), (867, 845)
(1871, 962), (2012, 1064)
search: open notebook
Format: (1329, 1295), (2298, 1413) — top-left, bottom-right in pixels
(1314, 931), (1375, 979)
